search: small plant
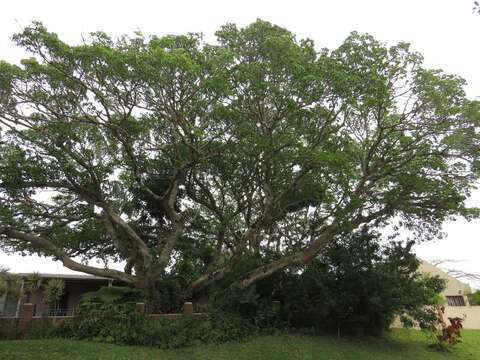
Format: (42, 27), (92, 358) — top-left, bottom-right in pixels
(429, 305), (465, 351)
(439, 317), (464, 345)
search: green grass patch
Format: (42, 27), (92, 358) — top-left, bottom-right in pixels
(0, 329), (479, 360)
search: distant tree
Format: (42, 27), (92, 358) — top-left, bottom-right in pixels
(0, 21), (479, 300)
(468, 289), (480, 305)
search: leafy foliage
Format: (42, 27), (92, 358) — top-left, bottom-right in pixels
(61, 302), (145, 344)
(80, 286), (144, 305)
(468, 289), (480, 305)
(59, 303), (254, 348)
(0, 319), (20, 340)
(277, 232), (446, 336)
(429, 306), (465, 351)
(24, 272), (43, 296)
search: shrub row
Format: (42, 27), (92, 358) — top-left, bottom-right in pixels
(42, 303), (259, 348)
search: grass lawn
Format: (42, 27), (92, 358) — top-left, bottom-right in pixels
(0, 329), (479, 360)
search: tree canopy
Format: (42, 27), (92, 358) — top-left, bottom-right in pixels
(0, 20), (479, 298)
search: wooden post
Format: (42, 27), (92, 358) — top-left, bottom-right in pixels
(135, 302), (146, 314)
(19, 303), (35, 333)
(183, 302), (194, 315)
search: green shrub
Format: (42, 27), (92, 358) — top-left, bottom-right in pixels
(61, 302), (145, 344)
(59, 302), (254, 348)
(151, 311), (254, 347)
(0, 318), (59, 340)
(0, 319), (20, 340)
(468, 290), (480, 305)
(277, 232), (446, 337)
(205, 268), (287, 333)
(80, 286), (144, 305)
(23, 319), (60, 339)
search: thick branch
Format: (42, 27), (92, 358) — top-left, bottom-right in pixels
(155, 177), (185, 272)
(103, 214), (138, 274)
(236, 222), (340, 289)
(102, 206), (152, 268)
(0, 226), (135, 284)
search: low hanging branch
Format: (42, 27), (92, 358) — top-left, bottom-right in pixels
(0, 226), (135, 284)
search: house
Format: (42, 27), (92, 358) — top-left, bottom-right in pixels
(417, 260), (480, 329)
(418, 260), (473, 306)
(0, 273), (114, 317)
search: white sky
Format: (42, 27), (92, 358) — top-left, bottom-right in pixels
(0, 0), (479, 287)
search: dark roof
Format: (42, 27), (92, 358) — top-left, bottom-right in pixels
(15, 273), (112, 281)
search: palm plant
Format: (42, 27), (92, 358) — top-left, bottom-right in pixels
(0, 267), (22, 298)
(44, 278), (65, 315)
(23, 272), (43, 302)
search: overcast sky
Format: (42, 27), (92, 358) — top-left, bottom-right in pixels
(1, 0), (479, 287)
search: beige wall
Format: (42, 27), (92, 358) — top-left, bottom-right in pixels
(418, 260), (480, 329)
(393, 261), (480, 329)
(418, 260), (472, 306)
(443, 305), (480, 330)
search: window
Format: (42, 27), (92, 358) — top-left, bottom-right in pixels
(446, 296), (466, 306)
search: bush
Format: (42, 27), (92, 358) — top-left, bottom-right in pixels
(61, 302), (145, 344)
(277, 231), (446, 337)
(58, 302), (254, 348)
(0, 318), (59, 340)
(428, 306), (465, 352)
(0, 319), (20, 340)
(468, 290), (480, 305)
(203, 255), (288, 333)
(80, 286), (144, 305)
(23, 319), (60, 339)
(140, 311), (254, 348)
(56, 283), (256, 347)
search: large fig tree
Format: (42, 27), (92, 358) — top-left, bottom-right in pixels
(0, 21), (479, 298)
